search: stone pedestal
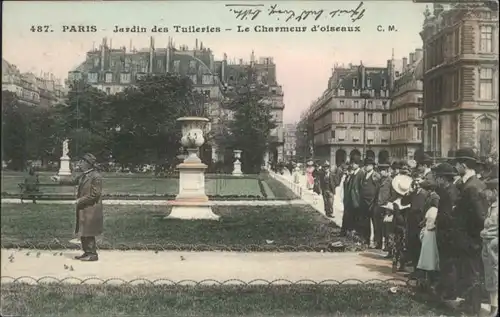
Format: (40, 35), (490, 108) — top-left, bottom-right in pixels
(167, 161), (219, 220)
(58, 156), (71, 176)
(232, 150), (243, 176)
(165, 116), (219, 221)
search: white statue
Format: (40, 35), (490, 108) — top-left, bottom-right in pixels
(62, 139), (69, 157)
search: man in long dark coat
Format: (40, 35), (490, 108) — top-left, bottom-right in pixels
(374, 163), (392, 250)
(318, 161), (340, 218)
(52, 153), (103, 262)
(344, 154), (365, 241)
(433, 162), (461, 301)
(360, 157), (381, 245)
(453, 148), (488, 316)
(418, 154), (436, 189)
(341, 164), (353, 236)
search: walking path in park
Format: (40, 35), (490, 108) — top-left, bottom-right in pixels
(1, 249), (399, 285)
(269, 172), (345, 228)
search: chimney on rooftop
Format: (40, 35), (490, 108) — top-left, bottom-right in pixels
(409, 53), (415, 65)
(402, 57), (408, 70)
(414, 49), (423, 61)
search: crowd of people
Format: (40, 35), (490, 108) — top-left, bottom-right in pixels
(293, 148), (498, 317)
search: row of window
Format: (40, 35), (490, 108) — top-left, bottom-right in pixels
(426, 25), (495, 70)
(337, 88), (390, 98)
(334, 112), (389, 125)
(424, 117), (494, 158)
(17, 88), (39, 101)
(346, 77), (387, 89)
(391, 126), (423, 141)
(326, 129), (391, 143)
(84, 71), (215, 86)
(425, 67), (495, 113)
(337, 99), (389, 110)
(391, 107), (423, 123)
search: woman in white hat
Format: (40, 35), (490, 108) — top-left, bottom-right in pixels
(386, 174), (413, 273)
(305, 160), (315, 190)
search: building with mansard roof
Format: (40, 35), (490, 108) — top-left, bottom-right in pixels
(68, 38), (285, 163)
(420, 4), (498, 158)
(309, 63), (392, 166)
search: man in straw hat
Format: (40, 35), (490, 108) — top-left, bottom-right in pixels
(387, 173), (412, 272)
(452, 148), (488, 315)
(432, 162), (461, 302)
(52, 153), (103, 262)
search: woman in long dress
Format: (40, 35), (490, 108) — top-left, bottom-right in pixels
(417, 205), (440, 288)
(305, 161), (315, 190)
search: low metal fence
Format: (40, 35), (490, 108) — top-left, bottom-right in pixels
(1, 276), (410, 286)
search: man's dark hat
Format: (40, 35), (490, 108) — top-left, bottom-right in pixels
(391, 160), (403, 169)
(454, 148), (479, 163)
(364, 157), (375, 165)
(432, 162), (457, 176)
(351, 155), (361, 164)
(418, 153), (433, 165)
(485, 178), (499, 190)
(378, 163), (390, 170)
(81, 153), (97, 166)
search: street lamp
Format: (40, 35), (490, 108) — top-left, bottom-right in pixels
(361, 90), (371, 158)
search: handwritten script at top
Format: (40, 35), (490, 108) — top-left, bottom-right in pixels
(225, 2), (365, 23)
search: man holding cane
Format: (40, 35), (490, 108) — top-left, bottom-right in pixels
(51, 153), (103, 262)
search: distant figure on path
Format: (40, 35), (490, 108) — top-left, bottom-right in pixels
(305, 161), (315, 190)
(51, 153), (103, 262)
(23, 167), (40, 204)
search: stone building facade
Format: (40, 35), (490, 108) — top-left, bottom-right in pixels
(420, 4), (498, 158)
(310, 63), (392, 166)
(389, 49), (425, 160)
(2, 59), (66, 107)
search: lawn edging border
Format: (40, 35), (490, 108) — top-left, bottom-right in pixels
(0, 198), (308, 206)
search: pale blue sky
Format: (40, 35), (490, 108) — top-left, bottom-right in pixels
(2, 1), (427, 122)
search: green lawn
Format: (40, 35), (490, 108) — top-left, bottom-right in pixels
(1, 172), (295, 199)
(1, 203), (339, 250)
(1, 283), (454, 317)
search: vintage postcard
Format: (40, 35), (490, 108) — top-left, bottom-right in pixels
(1, 0), (498, 316)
